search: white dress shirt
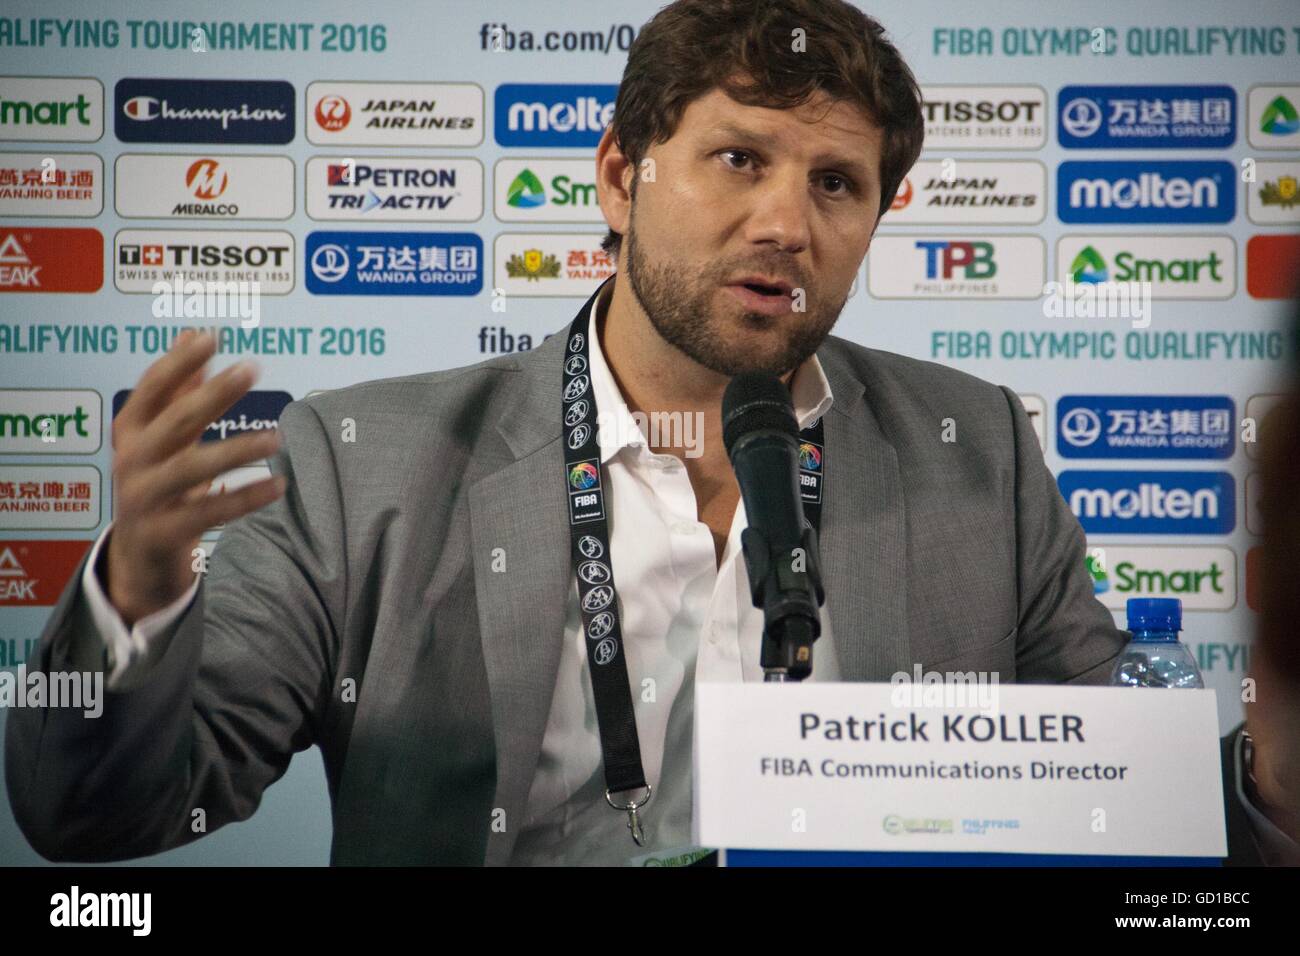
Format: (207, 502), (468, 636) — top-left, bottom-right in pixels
(80, 279), (1299, 865)
(508, 284), (839, 865)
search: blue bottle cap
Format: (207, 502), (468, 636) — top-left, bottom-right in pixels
(1126, 597), (1182, 632)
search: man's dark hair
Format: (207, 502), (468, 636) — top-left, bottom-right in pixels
(600, 0), (926, 258)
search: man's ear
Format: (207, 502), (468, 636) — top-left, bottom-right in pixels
(595, 124), (634, 240)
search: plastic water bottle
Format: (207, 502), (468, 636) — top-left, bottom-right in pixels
(1109, 598), (1204, 689)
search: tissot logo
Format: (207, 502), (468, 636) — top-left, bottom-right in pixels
(114, 78), (294, 144)
(918, 85), (1047, 149)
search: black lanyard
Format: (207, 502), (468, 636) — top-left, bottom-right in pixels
(560, 300), (826, 846)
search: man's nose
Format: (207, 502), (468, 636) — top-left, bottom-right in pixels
(742, 167), (813, 254)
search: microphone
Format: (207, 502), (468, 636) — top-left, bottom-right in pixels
(722, 373), (825, 681)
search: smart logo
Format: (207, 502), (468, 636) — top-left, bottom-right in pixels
(494, 84), (617, 147)
(1058, 86), (1234, 149)
(507, 169), (546, 209)
(1058, 161), (1235, 224)
(1059, 470), (1234, 534)
(1259, 95), (1299, 136)
(1069, 245), (1107, 283)
(1058, 236), (1234, 299)
(1057, 396), (1234, 459)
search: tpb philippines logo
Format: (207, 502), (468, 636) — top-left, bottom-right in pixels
(494, 84), (617, 147)
(1059, 470), (1234, 534)
(1058, 161), (1235, 224)
(1057, 396), (1234, 459)
(115, 78), (294, 145)
(1058, 86), (1235, 149)
(305, 231), (482, 296)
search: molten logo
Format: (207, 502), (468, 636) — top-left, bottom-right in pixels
(315, 95), (351, 132)
(185, 158), (228, 199)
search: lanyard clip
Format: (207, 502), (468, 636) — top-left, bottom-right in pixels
(605, 784), (653, 847)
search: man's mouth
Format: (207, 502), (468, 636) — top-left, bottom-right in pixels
(728, 274), (795, 298)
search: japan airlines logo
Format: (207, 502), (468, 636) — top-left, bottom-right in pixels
(185, 158), (228, 200)
(315, 95), (351, 131)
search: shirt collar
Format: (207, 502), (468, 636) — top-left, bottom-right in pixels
(586, 277), (835, 465)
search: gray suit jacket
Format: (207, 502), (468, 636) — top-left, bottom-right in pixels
(5, 276), (1264, 865)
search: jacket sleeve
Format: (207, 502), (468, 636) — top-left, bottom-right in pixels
(998, 386), (1127, 685)
(4, 400), (345, 862)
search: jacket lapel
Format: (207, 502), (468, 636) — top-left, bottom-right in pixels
(472, 277), (612, 865)
(816, 343), (912, 682)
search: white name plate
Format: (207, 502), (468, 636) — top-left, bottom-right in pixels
(692, 682), (1226, 858)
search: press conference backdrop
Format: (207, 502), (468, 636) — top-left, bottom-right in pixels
(1, 0), (1297, 865)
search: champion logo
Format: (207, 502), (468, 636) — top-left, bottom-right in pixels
(577, 559), (610, 584)
(577, 535), (603, 558)
(587, 611), (615, 639)
(564, 400), (590, 426)
(563, 375), (589, 401)
(582, 585), (615, 612)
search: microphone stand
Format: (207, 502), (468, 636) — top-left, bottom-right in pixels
(740, 521), (825, 682)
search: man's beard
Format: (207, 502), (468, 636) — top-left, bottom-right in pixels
(623, 205), (846, 378)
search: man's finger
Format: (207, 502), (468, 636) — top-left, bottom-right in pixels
(134, 360), (259, 466)
(175, 475), (288, 540)
(116, 330), (217, 431)
(133, 430), (282, 511)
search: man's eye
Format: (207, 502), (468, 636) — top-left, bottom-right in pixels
(822, 174), (854, 195)
(720, 149), (754, 170)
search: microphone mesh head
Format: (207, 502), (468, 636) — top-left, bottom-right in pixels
(722, 372), (798, 456)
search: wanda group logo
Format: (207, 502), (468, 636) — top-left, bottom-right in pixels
(315, 95), (351, 132)
(185, 158), (228, 200)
